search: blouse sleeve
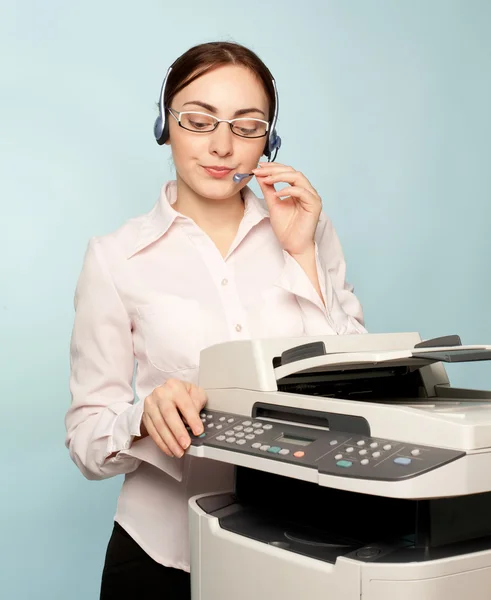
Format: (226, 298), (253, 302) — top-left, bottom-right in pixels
(65, 238), (145, 480)
(277, 213), (367, 335)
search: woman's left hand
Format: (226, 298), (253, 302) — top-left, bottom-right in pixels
(253, 162), (322, 256)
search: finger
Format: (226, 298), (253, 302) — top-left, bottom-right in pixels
(155, 384), (191, 452)
(274, 186), (320, 210)
(143, 411), (175, 458)
(252, 164), (295, 176)
(262, 171), (315, 192)
(166, 379), (203, 439)
(147, 398), (185, 456)
(256, 176), (284, 212)
(188, 384), (208, 412)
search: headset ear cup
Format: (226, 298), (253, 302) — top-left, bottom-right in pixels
(264, 129), (280, 159)
(154, 113), (170, 145)
(154, 115), (164, 145)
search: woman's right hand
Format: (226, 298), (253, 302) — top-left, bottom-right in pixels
(141, 378), (206, 457)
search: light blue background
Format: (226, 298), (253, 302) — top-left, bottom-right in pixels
(1, 1), (490, 598)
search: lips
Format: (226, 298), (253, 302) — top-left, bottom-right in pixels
(202, 165), (234, 179)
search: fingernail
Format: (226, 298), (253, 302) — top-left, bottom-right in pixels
(181, 437), (190, 449)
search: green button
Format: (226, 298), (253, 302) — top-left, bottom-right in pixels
(267, 446), (281, 454)
(199, 433), (206, 438)
(336, 460), (352, 468)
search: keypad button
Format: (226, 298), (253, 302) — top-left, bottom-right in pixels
(370, 442), (378, 448)
(383, 444), (392, 451)
(336, 460), (352, 468)
(236, 439), (246, 445)
(227, 418), (234, 423)
(207, 423), (214, 428)
(225, 430), (234, 436)
(219, 416), (226, 422)
(361, 459), (369, 465)
(226, 437), (235, 443)
(235, 432), (245, 438)
(263, 424), (273, 430)
(330, 440), (338, 446)
(411, 449), (420, 456)
(293, 451), (305, 458)
(359, 449), (367, 456)
(243, 421), (252, 426)
(206, 414), (212, 419)
(267, 446), (281, 454)
(201, 417), (206, 422)
(394, 457), (412, 466)
(335, 454), (343, 460)
(279, 449), (290, 455)
(199, 433), (206, 438)
(255, 429), (264, 435)
(215, 425), (223, 430)
(260, 445), (270, 451)
(252, 423), (261, 428)
(244, 427), (254, 433)
(372, 451), (381, 458)
(252, 442), (261, 449)
(233, 425), (243, 431)
(357, 440), (365, 446)
(245, 434), (255, 440)
(216, 435), (226, 441)
(200, 413), (206, 418)
(346, 447), (354, 453)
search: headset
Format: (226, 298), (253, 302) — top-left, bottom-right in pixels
(153, 65), (282, 182)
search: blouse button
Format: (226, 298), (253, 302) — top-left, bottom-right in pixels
(221, 278), (228, 286)
(235, 324), (242, 332)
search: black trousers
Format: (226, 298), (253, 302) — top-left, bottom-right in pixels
(100, 522), (191, 600)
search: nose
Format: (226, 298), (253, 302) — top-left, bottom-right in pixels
(209, 122), (234, 158)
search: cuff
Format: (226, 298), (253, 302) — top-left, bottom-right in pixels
(109, 401), (185, 482)
(277, 243), (328, 314)
(120, 436), (185, 482)
(106, 400), (145, 455)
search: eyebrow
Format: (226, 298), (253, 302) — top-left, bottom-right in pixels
(182, 100), (266, 118)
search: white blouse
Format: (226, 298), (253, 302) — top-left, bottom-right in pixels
(65, 180), (366, 571)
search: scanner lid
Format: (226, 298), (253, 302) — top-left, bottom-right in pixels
(273, 342), (491, 381)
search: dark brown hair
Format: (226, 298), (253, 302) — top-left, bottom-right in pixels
(164, 41), (276, 121)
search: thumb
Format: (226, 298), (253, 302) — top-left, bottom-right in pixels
(256, 175), (281, 212)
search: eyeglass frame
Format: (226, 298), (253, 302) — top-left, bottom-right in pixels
(167, 107), (270, 139)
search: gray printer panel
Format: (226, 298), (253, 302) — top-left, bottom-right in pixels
(191, 409), (464, 482)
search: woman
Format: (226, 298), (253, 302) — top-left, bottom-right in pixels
(65, 41), (366, 599)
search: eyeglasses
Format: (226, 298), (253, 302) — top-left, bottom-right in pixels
(167, 108), (269, 139)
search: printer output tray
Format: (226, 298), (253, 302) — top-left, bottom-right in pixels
(197, 468), (491, 566)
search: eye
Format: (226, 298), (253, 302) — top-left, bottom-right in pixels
(181, 113), (215, 131)
(233, 119), (267, 137)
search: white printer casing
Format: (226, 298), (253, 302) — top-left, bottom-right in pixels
(186, 332), (491, 599)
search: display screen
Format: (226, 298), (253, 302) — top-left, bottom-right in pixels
(274, 433), (315, 446)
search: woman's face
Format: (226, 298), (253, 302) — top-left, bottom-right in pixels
(167, 64), (270, 200)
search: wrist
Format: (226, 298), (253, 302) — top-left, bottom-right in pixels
(287, 241), (316, 260)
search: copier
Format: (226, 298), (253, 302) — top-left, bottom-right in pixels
(186, 332), (491, 599)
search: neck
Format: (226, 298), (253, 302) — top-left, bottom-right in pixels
(173, 175), (245, 231)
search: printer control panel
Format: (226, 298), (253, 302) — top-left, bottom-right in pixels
(189, 409), (464, 481)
